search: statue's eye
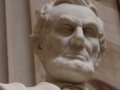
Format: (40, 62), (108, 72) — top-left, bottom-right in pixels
(58, 25), (73, 36)
(84, 29), (95, 37)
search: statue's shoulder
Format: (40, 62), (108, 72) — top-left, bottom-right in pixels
(0, 82), (60, 90)
(0, 82), (27, 90)
(28, 82), (61, 90)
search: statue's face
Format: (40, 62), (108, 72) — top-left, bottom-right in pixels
(41, 4), (100, 83)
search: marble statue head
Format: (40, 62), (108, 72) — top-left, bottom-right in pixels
(31, 0), (106, 83)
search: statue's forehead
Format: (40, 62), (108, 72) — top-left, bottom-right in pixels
(49, 4), (97, 22)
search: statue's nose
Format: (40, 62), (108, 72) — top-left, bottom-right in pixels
(70, 27), (84, 47)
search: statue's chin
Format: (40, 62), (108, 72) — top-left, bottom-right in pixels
(46, 57), (94, 83)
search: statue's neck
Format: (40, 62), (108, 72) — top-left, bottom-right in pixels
(48, 81), (88, 90)
(45, 71), (88, 90)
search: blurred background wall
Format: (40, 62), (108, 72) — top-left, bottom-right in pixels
(0, 0), (120, 89)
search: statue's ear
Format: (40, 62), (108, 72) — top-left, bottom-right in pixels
(30, 34), (43, 56)
(95, 51), (103, 68)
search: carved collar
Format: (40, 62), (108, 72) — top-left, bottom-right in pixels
(51, 82), (89, 90)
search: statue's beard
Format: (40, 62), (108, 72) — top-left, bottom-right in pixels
(43, 35), (96, 83)
(45, 56), (95, 83)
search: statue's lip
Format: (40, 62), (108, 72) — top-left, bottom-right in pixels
(64, 54), (86, 61)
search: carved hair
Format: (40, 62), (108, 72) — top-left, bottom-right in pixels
(31, 0), (106, 53)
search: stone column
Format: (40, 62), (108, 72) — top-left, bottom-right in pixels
(5, 0), (35, 86)
(0, 0), (8, 83)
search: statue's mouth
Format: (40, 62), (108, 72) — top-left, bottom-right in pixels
(64, 54), (86, 61)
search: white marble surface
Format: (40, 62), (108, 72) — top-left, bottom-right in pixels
(30, 0), (120, 89)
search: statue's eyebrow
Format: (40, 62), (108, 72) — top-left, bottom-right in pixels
(56, 15), (75, 23)
(83, 20), (98, 29)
